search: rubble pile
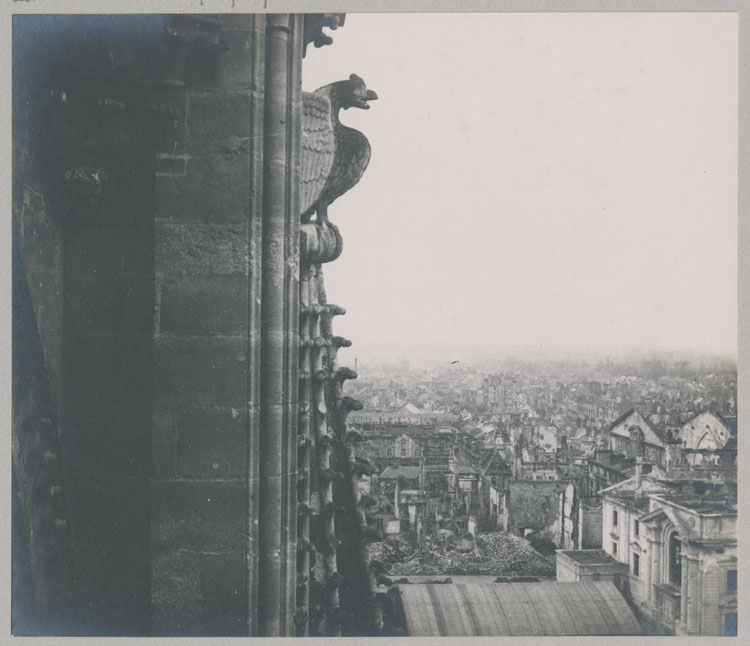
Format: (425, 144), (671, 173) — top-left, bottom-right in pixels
(383, 532), (555, 578)
(369, 537), (413, 565)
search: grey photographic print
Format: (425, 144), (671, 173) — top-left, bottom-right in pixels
(10, 6), (738, 638)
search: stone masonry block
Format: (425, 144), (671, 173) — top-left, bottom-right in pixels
(154, 153), (251, 222)
(159, 275), (248, 335)
(64, 272), (153, 336)
(155, 221), (249, 277)
(175, 406), (248, 479)
(186, 93), (253, 155)
(152, 406), (177, 479)
(68, 474), (150, 629)
(65, 333), (152, 410)
(151, 480), (246, 554)
(151, 550), (247, 636)
(47, 151), (154, 229)
(156, 156), (187, 175)
(184, 29), (257, 92)
(153, 335), (247, 408)
(199, 553), (247, 635)
(65, 225), (126, 280)
(65, 402), (151, 477)
(123, 222), (155, 275)
(151, 551), (203, 635)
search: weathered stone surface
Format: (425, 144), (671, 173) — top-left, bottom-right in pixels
(65, 333), (152, 408)
(153, 335), (247, 408)
(64, 402), (151, 477)
(155, 153), (251, 221)
(155, 221), (249, 276)
(186, 92), (253, 155)
(46, 152), (153, 229)
(151, 550), (247, 636)
(156, 155), (187, 175)
(300, 222), (342, 263)
(151, 551), (203, 635)
(13, 12), (275, 637)
(65, 224), (125, 277)
(184, 29), (257, 91)
(42, 88), (157, 154)
(151, 480), (246, 554)
(64, 274), (153, 336)
(160, 276), (247, 335)
(199, 553), (247, 634)
(149, 87), (188, 154)
(123, 222), (155, 278)
(16, 181), (64, 399)
(175, 406), (248, 479)
(152, 406), (177, 479)
(68, 474), (150, 633)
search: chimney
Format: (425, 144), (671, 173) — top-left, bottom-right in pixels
(635, 455), (643, 491)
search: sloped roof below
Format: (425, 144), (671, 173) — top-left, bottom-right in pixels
(392, 581), (641, 636)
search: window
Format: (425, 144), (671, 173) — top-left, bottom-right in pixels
(612, 509), (619, 527)
(612, 541), (618, 556)
(400, 448), (406, 457)
(634, 520), (639, 536)
(633, 552), (640, 576)
(727, 569), (737, 592)
(669, 533), (682, 585)
(724, 613), (737, 637)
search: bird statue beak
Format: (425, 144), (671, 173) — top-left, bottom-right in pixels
(357, 89), (378, 109)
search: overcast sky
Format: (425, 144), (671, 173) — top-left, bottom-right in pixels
(302, 13), (737, 360)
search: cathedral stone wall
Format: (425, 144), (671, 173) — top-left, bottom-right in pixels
(13, 13), (355, 637)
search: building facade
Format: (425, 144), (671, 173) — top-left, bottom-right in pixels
(599, 470), (737, 635)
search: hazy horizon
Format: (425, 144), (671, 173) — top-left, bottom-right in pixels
(303, 13), (738, 358)
(338, 340), (738, 369)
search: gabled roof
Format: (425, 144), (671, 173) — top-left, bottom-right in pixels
(717, 413), (738, 436)
(392, 582), (641, 636)
(598, 474), (671, 499)
(607, 408), (676, 446)
(607, 408), (637, 431)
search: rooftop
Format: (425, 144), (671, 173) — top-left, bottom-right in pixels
(606, 490), (655, 512)
(656, 492), (737, 515)
(558, 550), (618, 565)
(392, 581), (640, 636)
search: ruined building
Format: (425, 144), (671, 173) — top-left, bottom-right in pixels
(557, 436), (737, 635)
(12, 13), (381, 636)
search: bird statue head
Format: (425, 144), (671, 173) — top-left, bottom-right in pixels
(339, 73), (378, 110)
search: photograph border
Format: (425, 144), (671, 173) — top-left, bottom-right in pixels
(2, 1), (746, 644)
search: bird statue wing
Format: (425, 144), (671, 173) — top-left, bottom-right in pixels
(325, 126), (371, 205)
(300, 91), (335, 218)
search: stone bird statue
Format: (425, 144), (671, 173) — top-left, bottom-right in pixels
(300, 74), (378, 224)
